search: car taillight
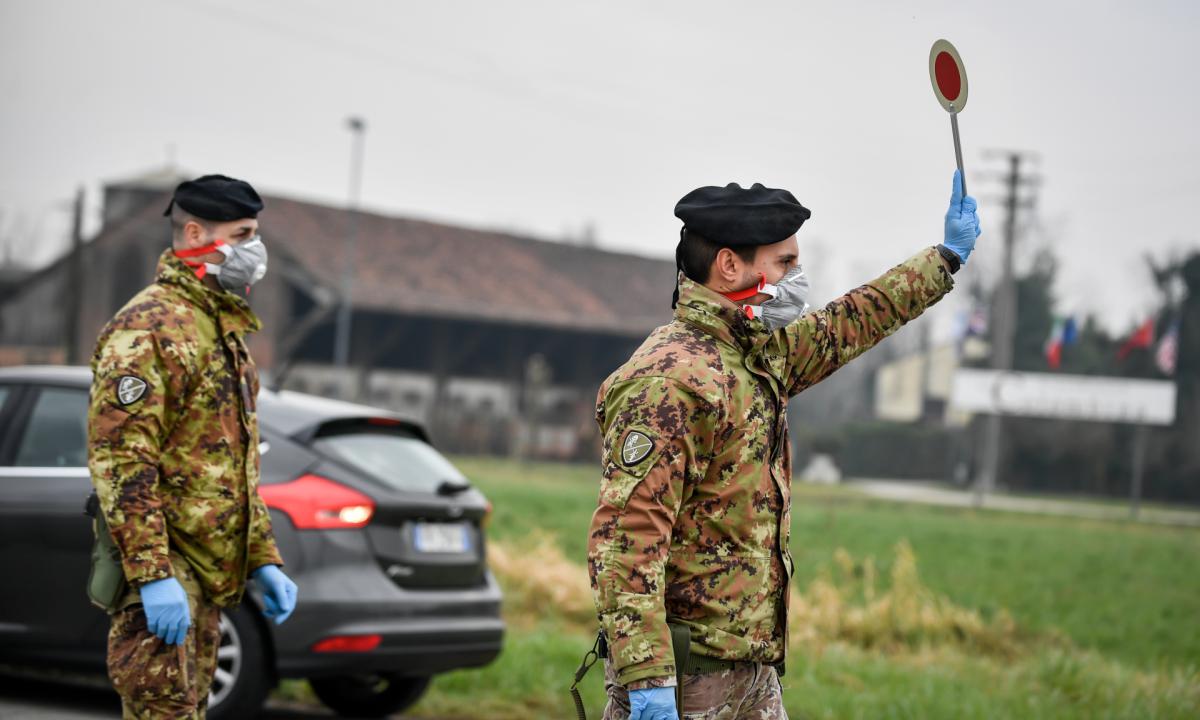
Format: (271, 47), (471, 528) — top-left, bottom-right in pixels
(367, 417), (404, 426)
(259, 474), (375, 530)
(312, 634), (382, 653)
(481, 500), (493, 529)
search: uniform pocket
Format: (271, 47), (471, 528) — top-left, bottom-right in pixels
(665, 551), (777, 645)
(680, 667), (744, 718)
(107, 606), (197, 710)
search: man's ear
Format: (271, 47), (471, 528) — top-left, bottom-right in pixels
(183, 221), (207, 248)
(712, 247), (743, 287)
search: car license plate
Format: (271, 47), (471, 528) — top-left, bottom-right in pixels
(413, 522), (470, 553)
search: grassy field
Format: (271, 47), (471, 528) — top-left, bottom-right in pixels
(287, 457), (1200, 719)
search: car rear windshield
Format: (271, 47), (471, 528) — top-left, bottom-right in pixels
(311, 429), (468, 494)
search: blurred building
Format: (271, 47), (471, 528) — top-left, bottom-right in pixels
(788, 334), (969, 484)
(0, 170), (677, 459)
(873, 344), (961, 423)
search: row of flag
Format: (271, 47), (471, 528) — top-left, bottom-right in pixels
(1042, 314), (1180, 375)
(956, 306), (1180, 376)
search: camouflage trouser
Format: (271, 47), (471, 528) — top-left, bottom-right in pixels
(107, 553), (222, 720)
(602, 659), (788, 720)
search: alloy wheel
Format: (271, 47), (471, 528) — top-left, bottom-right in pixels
(209, 611), (243, 710)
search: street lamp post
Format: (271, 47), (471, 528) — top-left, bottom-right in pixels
(334, 116), (366, 371)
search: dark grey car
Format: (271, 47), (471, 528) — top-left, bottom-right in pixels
(0, 366), (503, 718)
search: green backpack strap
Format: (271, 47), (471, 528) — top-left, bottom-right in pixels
(668, 623), (691, 718)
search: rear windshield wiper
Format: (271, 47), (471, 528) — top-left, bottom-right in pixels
(436, 479), (472, 496)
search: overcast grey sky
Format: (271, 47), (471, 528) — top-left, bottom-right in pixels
(2, 0), (1198, 338)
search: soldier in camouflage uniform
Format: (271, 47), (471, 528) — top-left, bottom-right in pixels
(88, 175), (298, 719)
(588, 173), (980, 720)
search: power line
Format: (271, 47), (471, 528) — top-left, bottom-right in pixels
(172, 0), (638, 125)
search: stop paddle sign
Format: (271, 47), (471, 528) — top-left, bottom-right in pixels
(929, 39), (969, 194)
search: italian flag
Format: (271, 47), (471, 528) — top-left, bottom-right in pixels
(1044, 316), (1077, 370)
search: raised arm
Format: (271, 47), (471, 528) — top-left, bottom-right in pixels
(782, 247), (955, 395)
(782, 170), (979, 396)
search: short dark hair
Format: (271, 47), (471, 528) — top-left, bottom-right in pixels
(168, 205), (214, 243)
(677, 228), (757, 284)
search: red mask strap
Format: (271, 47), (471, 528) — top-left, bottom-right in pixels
(174, 239), (226, 259)
(174, 240), (226, 279)
(721, 273), (765, 302)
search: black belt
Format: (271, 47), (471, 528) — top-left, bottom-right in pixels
(669, 623), (785, 680)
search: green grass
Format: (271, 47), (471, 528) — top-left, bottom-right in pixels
(461, 457), (600, 564)
(410, 624), (608, 720)
(779, 646), (1199, 720)
(281, 457), (1200, 719)
(459, 456), (1200, 670)
(788, 489), (1200, 669)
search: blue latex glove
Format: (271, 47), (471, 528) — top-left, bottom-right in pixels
(139, 577), (191, 646)
(252, 564), (298, 625)
(943, 169), (982, 263)
(629, 686), (677, 720)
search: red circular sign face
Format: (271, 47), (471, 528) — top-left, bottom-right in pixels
(934, 51), (961, 102)
(929, 39), (968, 112)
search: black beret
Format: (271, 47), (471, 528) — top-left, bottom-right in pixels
(163, 174), (264, 221)
(674, 182), (811, 246)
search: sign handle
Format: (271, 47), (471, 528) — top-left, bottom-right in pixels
(950, 109), (967, 197)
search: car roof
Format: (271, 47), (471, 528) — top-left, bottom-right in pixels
(0, 365), (91, 386)
(258, 390), (426, 440)
(0, 365), (428, 440)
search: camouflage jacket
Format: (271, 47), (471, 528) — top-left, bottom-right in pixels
(88, 249), (282, 607)
(588, 247), (954, 687)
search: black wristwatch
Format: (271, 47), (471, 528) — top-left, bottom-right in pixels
(936, 244), (962, 274)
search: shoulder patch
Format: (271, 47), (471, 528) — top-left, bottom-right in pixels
(621, 430), (654, 466)
(117, 375), (148, 405)
(599, 425), (666, 508)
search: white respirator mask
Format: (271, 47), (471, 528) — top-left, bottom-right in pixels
(176, 236), (268, 293)
(730, 265), (812, 332)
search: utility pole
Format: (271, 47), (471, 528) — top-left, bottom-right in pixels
(333, 117), (367, 371)
(975, 151), (1038, 506)
(64, 187), (85, 365)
